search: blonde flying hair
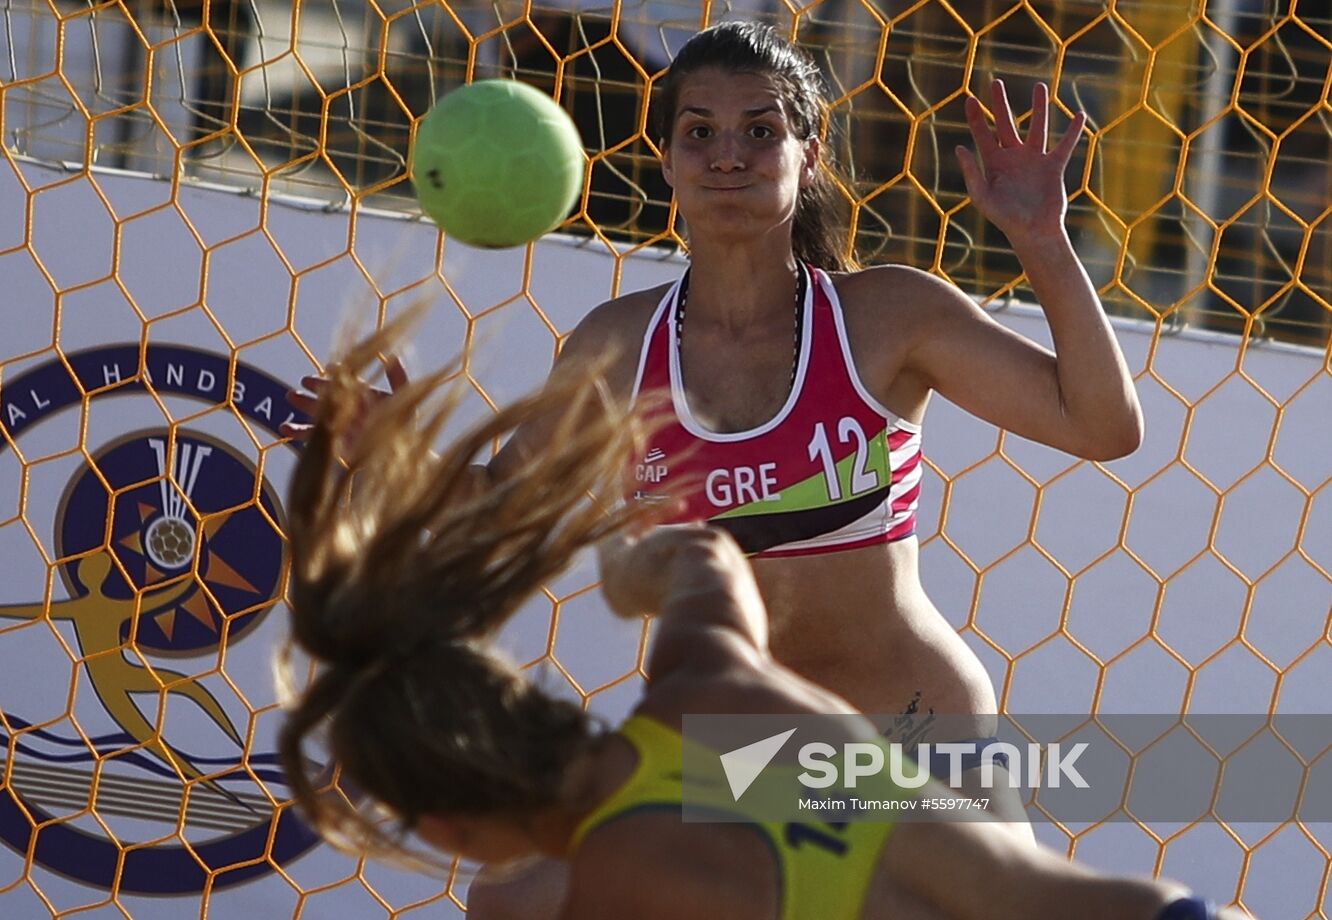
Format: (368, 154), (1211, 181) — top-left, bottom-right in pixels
(277, 312), (646, 857)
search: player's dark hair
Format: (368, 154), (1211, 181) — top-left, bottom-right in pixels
(277, 310), (647, 859)
(654, 21), (860, 272)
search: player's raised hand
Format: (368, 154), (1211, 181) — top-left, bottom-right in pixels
(281, 353), (410, 447)
(955, 79), (1087, 242)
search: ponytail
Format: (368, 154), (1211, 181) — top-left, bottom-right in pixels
(277, 309), (648, 857)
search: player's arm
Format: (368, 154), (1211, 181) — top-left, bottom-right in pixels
(870, 262), (1140, 461)
(597, 525), (769, 680)
(865, 80), (1141, 461)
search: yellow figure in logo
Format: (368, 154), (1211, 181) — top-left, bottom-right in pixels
(0, 550), (245, 788)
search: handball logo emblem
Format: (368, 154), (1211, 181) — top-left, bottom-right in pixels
(0, 344), (318, 894)
(55, 430), (285, 656)
(142, 439), (205, 569)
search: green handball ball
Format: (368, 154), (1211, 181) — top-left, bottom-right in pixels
(410, 80), (585, 248)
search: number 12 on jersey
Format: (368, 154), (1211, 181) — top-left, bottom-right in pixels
(807, 417), (881, 502)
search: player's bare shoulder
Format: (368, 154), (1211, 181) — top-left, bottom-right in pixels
(830, 263), (958, 331)
(823, 264), (957, 391)
(559, 284), (672, 398)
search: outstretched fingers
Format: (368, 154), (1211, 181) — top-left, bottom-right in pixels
(964, 95), (1000, 161)
(954, 143), (986, 207)
(1026, 80), (1087, 168)
(989, 79), (1022, 148)
(972, 78), (1086, 166)
(1051, 109), (1088, 168)
(281, 355), (408, 441)
(282, 376), (326, 440)
(1028, 83), (1049, 153)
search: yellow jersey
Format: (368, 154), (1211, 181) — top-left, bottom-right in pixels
(569, 715), (901, 920)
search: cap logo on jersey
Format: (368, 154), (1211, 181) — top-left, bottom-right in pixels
(636, 446), (669, 484)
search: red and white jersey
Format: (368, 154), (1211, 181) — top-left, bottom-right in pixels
(630, 263), (923, 558)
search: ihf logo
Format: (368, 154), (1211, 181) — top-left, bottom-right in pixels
(0, 344), (318, 894)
